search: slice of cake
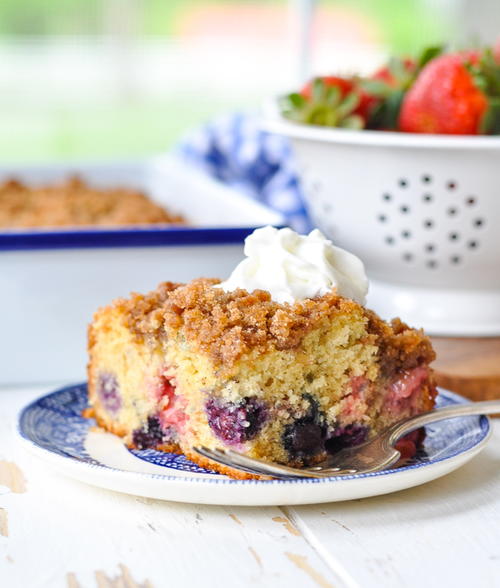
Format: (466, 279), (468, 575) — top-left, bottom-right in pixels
(87, 226), (436, 478)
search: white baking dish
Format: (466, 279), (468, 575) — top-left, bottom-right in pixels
(0, 156), (284, 385)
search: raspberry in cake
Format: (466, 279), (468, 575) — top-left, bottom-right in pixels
(87, 227), (436, 478)
(0, 176), (184, 229)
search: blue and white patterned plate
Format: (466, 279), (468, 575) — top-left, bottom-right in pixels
(17, 383), (491, 506)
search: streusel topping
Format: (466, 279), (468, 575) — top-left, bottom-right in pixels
(117, 279), (357, 364)
(0, 177), (185, 228)
(110, 278), (434, 371)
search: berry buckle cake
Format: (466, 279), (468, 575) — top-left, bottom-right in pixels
(87, 226), (436, 478)
(0, 176), (184, 229)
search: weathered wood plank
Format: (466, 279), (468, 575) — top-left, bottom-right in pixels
(0, 386), (340, 588)
(287, 424), (500, 588)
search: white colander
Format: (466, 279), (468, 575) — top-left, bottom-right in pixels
(264, 105), (500, 336)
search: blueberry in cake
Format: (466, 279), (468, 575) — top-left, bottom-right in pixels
(87, 226), (436, 478)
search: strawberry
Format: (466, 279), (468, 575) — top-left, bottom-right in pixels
(372, 57), (416, 87)
(300, 76), (377, 119)
(282, 76), (376, 129)
(281, 45), (500, 135)
(300, 76), (352, 100)
(364, 47), (442, 130)
(399, 53), (490, 134)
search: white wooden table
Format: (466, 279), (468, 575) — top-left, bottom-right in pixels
(1, 384), (500, 588)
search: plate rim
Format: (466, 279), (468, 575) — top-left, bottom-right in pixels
(17, 383), (491, 488)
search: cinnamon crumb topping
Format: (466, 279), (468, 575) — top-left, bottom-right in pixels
(365, 310), (436, 375)
(118, 278), (358, 365)
(0, 176), (185, 228)
(107, 278), (435, 372)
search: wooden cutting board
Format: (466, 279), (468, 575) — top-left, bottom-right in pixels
(431, 336), (500, 401)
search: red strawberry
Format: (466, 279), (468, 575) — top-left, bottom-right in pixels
(356, 86), (379, 121)
(282, 75), (374, 129)
(373, 58), (416, 87)
(364, 49), (442, 131)
(300, 76), (377, 122)
(399, 53), (488, 134)
(300, 76), (352, 100)
(461, 49), (482, 65)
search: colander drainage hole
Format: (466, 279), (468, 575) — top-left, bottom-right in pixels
(377, 214), (387, 222)
(382, 193), (392, 202)
(468, 240), (479, 249)
(447, 207), (458, 216)
(425, 243), (435, 252)
(447, 181), (457, 190)
(401, 230), (411, 239)
(398, 179), (408, 188)
(400, 205), (410, 213)
(424, 219), (434, 229)
(385, 236), (395, 245)
(422, 174), (432, 184)
(450, 255), (461, 264)
(402, 253), (413, 262)
(423, 194), (433, 203)
(449, 232), (460, 241)
(427, 260), (438, 269)
(474, 218), (485, 228)
(466, 196), (476, 206)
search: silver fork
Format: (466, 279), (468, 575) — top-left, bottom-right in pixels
(194, 399), (500, 479)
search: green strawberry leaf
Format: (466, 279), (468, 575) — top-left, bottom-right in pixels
(288, 92), (307, 109)
(367, 89), (405, 130)
(480, 97), (500, 134)
(340, 115), (364, 130)
(312, 78), (326, 102)
(324, 85), (341, 107)
(280, 76), (367, 129)
(387, 56), (408, 82)
(465, 48), (500, 100)
(481, 49), (500, 96)
(418, 45), (444, 69)
(360, 78), (392, 97)
(336, 92), (360, 118)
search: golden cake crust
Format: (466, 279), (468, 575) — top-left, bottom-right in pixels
(120, 278), (363, 366)
(0, 177), (185, 228)
(105, 278), (435, 374)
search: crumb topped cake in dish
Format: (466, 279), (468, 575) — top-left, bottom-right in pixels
(87, 226), (436, 478)
(0, 176), (184, 229)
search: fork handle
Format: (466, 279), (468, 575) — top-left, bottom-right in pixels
(387, 399), (500, 444)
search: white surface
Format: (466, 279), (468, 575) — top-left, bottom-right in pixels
(0, 157), (283, 385)
(2, 384), (500, 587)
(263, 106), (500, 336)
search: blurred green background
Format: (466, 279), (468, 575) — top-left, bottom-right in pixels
(0, 0), (450, 161)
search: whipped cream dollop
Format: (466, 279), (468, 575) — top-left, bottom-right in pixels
(219, 226), (368, 305)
